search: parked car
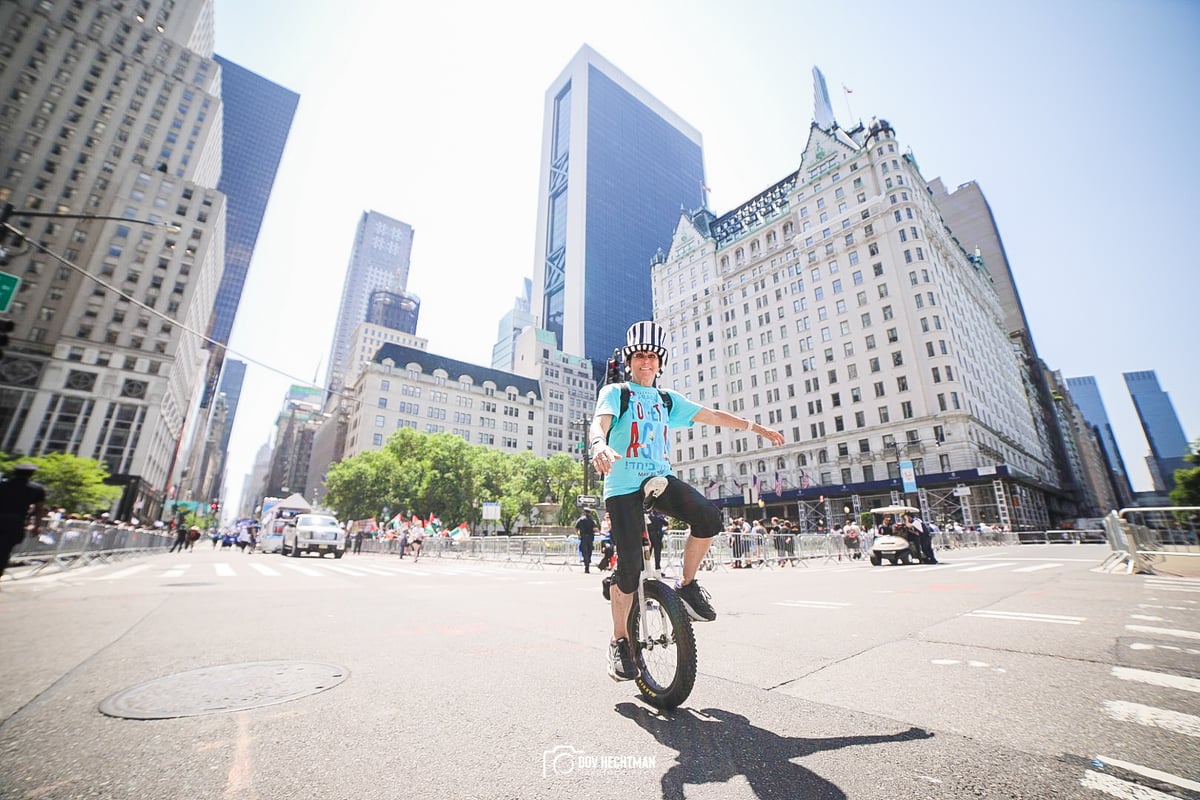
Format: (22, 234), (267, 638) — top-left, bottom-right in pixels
(282, 513), (345, 558)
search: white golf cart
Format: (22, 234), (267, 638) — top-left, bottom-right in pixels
(868, 504), (922, 566)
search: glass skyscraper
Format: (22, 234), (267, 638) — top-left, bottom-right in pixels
(530, 46), (706, 376)
(203, 55), (298, 407)
(1124, 371), (1190, 491)
(324, 211), (415, 395)
(1065, 375), (1133, 502)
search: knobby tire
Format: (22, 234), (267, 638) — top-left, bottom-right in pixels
(627, 579), (697, 709)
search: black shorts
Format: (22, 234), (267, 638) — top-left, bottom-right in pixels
(604, 475), (721, 594)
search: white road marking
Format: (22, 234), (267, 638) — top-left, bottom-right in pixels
(214, 563), (236, 577)
(1129, 614), (1164, 621)
(775, 600), (852, 609)
(1103, 700), (1200, 737)
(966, 610), (1085, 625)
(1112, 666), (1200, 694)
(280, 563), (325, 577)
(1138, 604), (1190, 611)
(959, 562), (1018, 572)
(1125, 624), (1200, 641)
(1128, 642), (1200, 655)
(160, 565), (191, 578)
(1146, 584), (1200, 593)
(95, 565), (150, 580)
(1081, 769), (1183, 799)
(1012, 563), (1062, 573)
(1091, 755), (1200, 794)
(308, 563), (371, 576)
(249, 563), (280, 576)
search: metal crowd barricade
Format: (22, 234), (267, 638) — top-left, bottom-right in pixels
(8, 519), (174, 577)
(1100, 507), (1200, 575)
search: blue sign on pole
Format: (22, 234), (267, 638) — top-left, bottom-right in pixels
(900, 460), (917, 494)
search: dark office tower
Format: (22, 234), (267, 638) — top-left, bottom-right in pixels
(366, 289), (421, 334)
(1123, 371), (1191, 492)
(325, 211), (415, 395)
(202, 55), (298, 408)
(1065, 375), (1135, 506)
(530, 45), (706, 375)
(215, 359), (246, 456)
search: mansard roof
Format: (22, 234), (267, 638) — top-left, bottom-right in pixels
(710, 173), (798, 249)
(372, 343), (542, 399)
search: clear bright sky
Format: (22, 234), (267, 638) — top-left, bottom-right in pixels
(213, 0), (1199, 512)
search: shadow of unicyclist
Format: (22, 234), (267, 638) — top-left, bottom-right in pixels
(615, 702), (933, 799)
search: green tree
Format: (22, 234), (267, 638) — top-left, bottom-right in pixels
(1169, 440), (1200, 507)
(0, 453), (122, 514)
(323, 449), (403, 522)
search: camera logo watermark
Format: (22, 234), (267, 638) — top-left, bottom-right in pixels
(542, 745), (656, 777)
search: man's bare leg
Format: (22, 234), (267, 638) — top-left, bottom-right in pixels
(680, 535), (713, 586)
(611, 584), (633, 639)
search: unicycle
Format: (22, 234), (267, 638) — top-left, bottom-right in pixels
(628, 477), (697, 709)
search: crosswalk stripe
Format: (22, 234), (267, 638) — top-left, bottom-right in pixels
(1013, 563), (1062, 573)
(1102, 700), (1200, 737)
(303, 563), (369, 576)
(249, 563), (281, 576)
(1081, 769), (1182, 799)
(96, 565), (149, 580)
(1090, 755), (1200, 794)
(279, 563), (325, 577)
(1111, 666), (1200, 694)
(959, 562), (1017, 572)
(336, 565), (396, 576)
(160, 565), (191, 578)
(214, 563), (236, 577)
(1125, 624), (1200, 641)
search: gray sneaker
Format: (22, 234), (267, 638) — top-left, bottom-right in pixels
(608, 637), (639, 682)
(676, 579), (716, 622)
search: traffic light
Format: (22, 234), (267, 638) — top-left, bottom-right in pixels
(0, 318), (13, 360)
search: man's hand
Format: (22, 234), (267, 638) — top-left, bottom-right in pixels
(592, 444), (621, 475)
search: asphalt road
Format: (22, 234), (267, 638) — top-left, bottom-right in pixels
(1, 544), (1197, 799)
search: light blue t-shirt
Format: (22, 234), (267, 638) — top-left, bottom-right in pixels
(595, 383), (702, 499)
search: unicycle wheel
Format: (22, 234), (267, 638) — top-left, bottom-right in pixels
(627, 579), (697, 709)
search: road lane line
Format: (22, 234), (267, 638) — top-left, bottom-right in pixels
(95, 565), (150, 580)
(249, 563), (280, 576)
(214, 563), (236, 577)
(959, 562), (1017, 572)
(966, 610), (1085, 625)
(1103, 700), (1200, 737)
(1112, 666), (1200, 694)
(1081, 769), (1183, 799)
(1125, 624), (1200, 641)
(1013, 563), (1062, 573)
(1091, 756), (1200, 794)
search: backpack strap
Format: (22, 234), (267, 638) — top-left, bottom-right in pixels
(607, 383), (672, 444)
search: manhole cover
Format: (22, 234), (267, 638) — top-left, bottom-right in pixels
(99, 660), (348, 719)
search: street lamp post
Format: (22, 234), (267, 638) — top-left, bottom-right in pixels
(572, 416), (592, 498)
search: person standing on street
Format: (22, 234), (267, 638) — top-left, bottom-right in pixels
(0, 463), (47, 583)
(575, 510), (597, 573)
(590, 321), (785, 682)
(905, 512), (937, 564)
